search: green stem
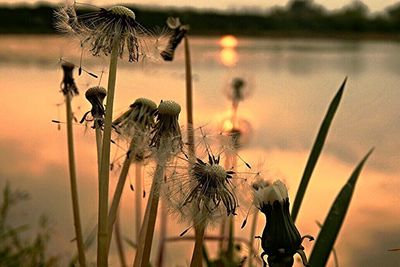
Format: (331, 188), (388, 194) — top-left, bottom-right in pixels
(65, 92), (87, 267)
(133, 158), (166, 267)
(156, 175), (168, 267)
(97, 41), (119, 267)
(107, 138), (138, 252)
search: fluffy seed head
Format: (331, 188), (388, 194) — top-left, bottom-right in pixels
(112, 97), (157, 137)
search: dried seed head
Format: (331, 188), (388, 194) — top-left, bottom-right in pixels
(54, 4), (155, 62)
(157, 100), (181, 116)
(81, 86), (107, 126)
(160, 17), (189, 61)
(60, 62), (79, 96)
(150, 100), (182, 153)
(187, 156), (238, 217)
(113, 97), (157, 137)
(109, 5), (135, 19)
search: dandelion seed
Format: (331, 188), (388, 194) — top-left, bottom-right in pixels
(55, 3), (155, 62)
(253, 180), (313, 267)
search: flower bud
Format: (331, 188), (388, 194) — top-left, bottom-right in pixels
(254, 180), (312, 267)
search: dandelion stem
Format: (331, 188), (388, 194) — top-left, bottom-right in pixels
(65, 92), (87, 267)
(248, 212), (259, 267)
(98, 39), (119, 267)
(184, 36), (195, 159)
(115, 209), (128, 267)
(134, 154), (166, 267)
(190, 225), (205, 267)
(156, 178), (168, 267)
(95, 121), (103, 177)
(107, 138), (138, 252)
(135, 163), (143, 241)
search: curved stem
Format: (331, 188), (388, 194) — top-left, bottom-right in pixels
(97, 41), (119, 267)
(65, 92), (87, 267)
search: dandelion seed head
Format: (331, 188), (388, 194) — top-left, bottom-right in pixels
(109, 5), (135, 19)
(60, 62), (79, 96)
(82, 86), (107, 125)
(150, 100), (182, 153)
(113, 97), (157, 138)
(157, 100), (181, 116)
(55, 3), (157, 62)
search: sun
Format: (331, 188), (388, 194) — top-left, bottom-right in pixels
(219, 35), (238, 48)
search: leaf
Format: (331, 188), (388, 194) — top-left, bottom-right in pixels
(308, 149), (373, 266)
(291, 77), (347, 222)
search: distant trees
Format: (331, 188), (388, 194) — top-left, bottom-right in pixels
(1, 0), (400, 36)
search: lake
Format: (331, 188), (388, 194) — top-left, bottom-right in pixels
(0, 35), (399, 266)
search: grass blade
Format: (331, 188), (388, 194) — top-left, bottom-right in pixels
(291, 77), (347, 222)
(308, 149), (373, 266)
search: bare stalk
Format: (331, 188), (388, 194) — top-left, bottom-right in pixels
(98, 40), (119, 266)
(95, 121), (103, 177)
(135, 163), (143, 240)
(190, 225), (205, 267)
(133, 158), (166, 267)
(184, 36), (195, 159)
(156, 177), (168, 267)
(107, 138), (138, 251)
(115, 209), (128, 267)
(65, 92), (87, 267)
(248, 212), (259, 267)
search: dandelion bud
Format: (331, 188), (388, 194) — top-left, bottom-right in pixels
(254, 180), (312, 267)
(113, 98), (157, 136)
(150, 100), (182, 153)
(60, 62), (79, 96)
(79, 86), (106, 127)
(160, 17), (189, 61)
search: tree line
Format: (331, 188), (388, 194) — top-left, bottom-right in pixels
(1, 0), (400, 37)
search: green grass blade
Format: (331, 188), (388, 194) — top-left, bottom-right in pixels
(291, 78), (347, 222)
(308, 149), (373, 266)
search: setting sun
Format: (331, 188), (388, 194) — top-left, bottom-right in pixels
(219, 35), (238, 48)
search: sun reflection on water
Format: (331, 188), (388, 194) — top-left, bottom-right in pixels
(219, 35), (239, 67)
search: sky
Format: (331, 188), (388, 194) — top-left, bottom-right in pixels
(0, 0), (399, 12)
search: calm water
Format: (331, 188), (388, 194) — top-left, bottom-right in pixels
(0, 35), (399, 266)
